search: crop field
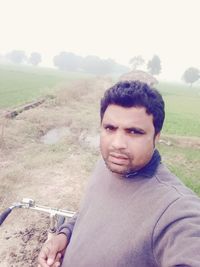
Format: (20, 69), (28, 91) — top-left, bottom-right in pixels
(157, 82), (200, 194)
(0, 64), (93, 108)
(157, 82), (200, 137)
(0, 64), (199, 266)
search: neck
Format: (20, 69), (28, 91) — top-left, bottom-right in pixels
(124, 149), (161, 179)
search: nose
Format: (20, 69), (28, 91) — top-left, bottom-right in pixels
(111, 131), (127, 150)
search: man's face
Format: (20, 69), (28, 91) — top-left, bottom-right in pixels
(100, 104), (160, 175)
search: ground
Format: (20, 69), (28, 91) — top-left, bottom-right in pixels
(0, 78), (111, 266)
(0, 77), (199, 266)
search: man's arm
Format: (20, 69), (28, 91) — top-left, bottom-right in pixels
(38, 213), (78, 267)
(153, 196), (200, 266)
(57, 212), (78, 242)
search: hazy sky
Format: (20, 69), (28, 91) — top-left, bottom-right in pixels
(0, 0), (199, 81)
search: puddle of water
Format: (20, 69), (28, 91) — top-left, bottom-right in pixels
(41, 127), (69, 145)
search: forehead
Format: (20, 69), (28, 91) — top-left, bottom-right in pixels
(102, 104), (154, 130)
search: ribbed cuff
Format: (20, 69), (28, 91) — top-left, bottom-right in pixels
(57, 227), (72, 242)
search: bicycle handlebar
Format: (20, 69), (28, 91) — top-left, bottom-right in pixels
(0, 198), (75, 226)
(0, 208), (12, 226)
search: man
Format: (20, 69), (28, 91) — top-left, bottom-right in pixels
(38, 80), (200, 267)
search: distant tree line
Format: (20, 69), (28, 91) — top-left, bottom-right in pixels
(53, 52), (129, 75)
(1, 50), (200, 84)
(1, 50), (129, 75)
(129, 54), (200, 86)
(5, 50), (42, 66)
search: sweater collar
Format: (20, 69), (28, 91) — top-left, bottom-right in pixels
(124, 149), (161, 179)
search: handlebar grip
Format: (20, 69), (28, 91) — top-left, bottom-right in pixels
(0, 208), (12, 226)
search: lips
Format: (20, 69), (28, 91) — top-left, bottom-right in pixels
(108, 152), (129, 165)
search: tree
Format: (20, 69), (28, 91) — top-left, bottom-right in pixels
(112, 61), (130, 74)
(6, 50), (27, 64)
(28, 52), (42, 66)
(53, 51), (129, 75)
(53, 52), (82, 71)
(129, 55), (145, 70)
(82, 56), (129, 75)
(182, 67), (200, 86)
(147, 55), (161, 75)
(82, 55), (104, 74)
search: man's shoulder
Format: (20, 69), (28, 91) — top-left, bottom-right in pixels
(153, 163), (196, 198)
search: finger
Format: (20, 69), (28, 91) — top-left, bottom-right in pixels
(42, 244), (57, 266)
(54, 262), (61, 267)
(52, 253), (62, 267)
(38, 246), (53, 267)
(37, 259), (50, 267)
(55, 252), (62, 260)
(52, 261), (61, 267)
(37, 257), (50, 267)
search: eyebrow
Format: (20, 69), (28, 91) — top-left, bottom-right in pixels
(102, 123), (146, 134)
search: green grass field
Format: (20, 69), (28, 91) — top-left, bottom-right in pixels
(1, 64), (199, 137)
(158, 143), (200, 194)
(157, 82), (200, 137)
(0, 64), (92, 108)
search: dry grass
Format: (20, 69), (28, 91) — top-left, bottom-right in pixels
(0, 77), (113, 205)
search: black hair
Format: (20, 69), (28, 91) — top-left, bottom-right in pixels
(100, 80), (165, 135)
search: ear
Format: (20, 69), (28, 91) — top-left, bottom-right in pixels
(154, 132), (160, 144)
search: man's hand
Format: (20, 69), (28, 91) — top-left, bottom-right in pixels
(38, 233), (68, 267)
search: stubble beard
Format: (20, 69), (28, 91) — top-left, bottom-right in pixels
(102, 155), (134, 175)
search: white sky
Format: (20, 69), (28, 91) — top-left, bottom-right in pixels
(0, 0), (199, 81)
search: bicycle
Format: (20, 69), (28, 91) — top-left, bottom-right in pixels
(0, 198), (75, 240)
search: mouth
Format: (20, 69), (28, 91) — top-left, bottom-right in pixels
(108, 153), (129, 165)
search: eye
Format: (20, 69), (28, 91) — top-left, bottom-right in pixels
(106, 126), (114, 131)
(104, 125), (116, 132)
(127, 129), (144, 135)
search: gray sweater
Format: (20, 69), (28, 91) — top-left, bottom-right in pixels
(59, 159), (200, 267)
